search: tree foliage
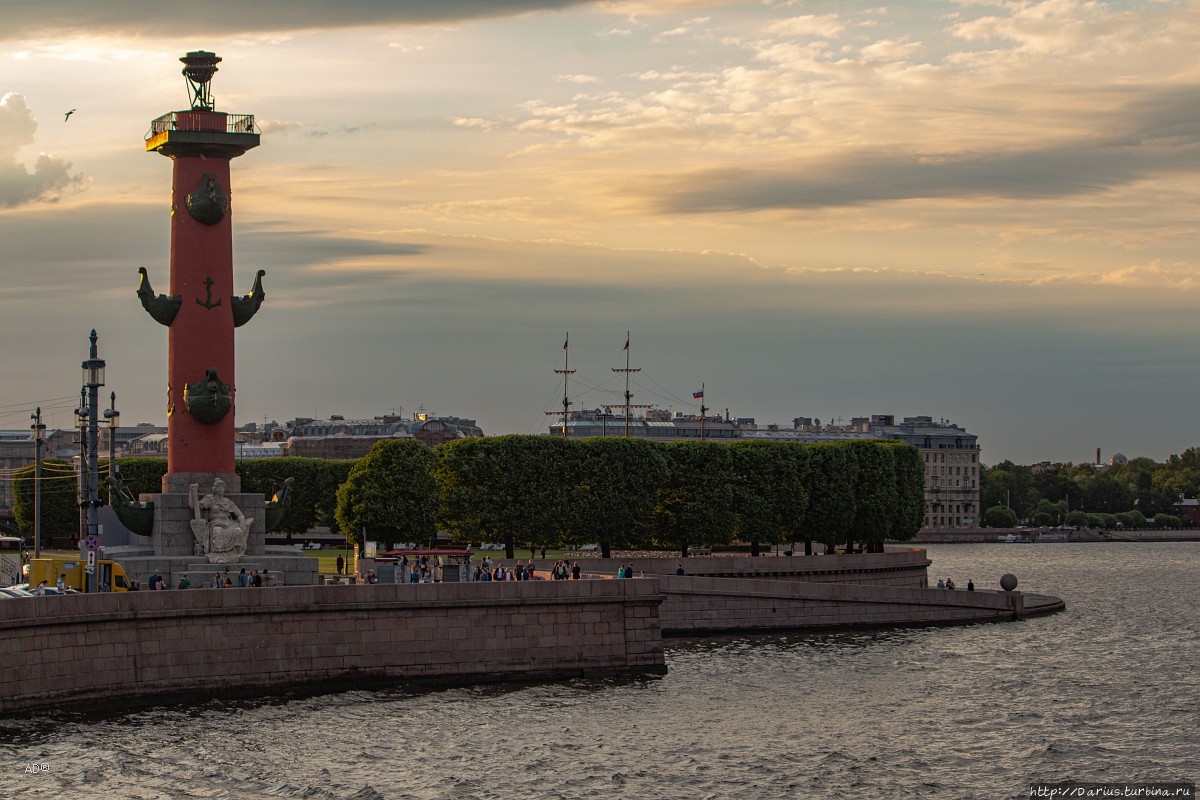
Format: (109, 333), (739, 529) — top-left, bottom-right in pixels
(980, 453), (1200, 526)
(653, 441), (735, 557)
(984, 505), (1018, 528)
(846, 440), (899, 552)
(567, 437), (669, 558)
(13, 459), (80, 545)
(435, 435), (573, 559)
(240, 457), (354, 535)
(801, 443), (859, 553)
(335, 439), (437, 550)
(728, 441), (809, 556)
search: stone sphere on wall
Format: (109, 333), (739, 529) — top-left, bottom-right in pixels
(1000, 573), (1018, 592)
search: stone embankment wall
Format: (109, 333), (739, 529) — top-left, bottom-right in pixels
(571, 548), (932, 587)
(0, 580), (664, 715)
(655, 575), (1042, 635)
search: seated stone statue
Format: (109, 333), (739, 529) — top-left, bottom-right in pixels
(189, 478), (253, 564)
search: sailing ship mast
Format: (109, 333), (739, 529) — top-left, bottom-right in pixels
(546, 333), (575, 438)
(611, 331), (651, 437)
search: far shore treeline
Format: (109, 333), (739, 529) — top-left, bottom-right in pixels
(12, 438), (922, 559)
(980, 453), (1200, 530)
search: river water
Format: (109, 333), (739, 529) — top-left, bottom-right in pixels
(2, 543), (1196, 799)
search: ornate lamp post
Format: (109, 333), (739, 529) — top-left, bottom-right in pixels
(75, 386), (88, 541)
(104, 391), (120, 489)
(30, 407), (45, 559)
(78, 331), (105, 592)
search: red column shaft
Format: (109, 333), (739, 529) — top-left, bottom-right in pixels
(167, 154), (236, 475)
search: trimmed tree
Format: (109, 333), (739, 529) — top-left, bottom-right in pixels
(801, 443), (858, 554)
(653, 441), (735, 558)
(335, 439), (438, 551)
(729, 441), (807, 556)
(567, 437), (668, 558)
(435, 435), (572, 560)
(846, 440), (899, 553)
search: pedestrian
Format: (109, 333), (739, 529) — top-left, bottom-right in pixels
(410, 563), (419, 583)
(572, 562), (581, 580)
(936, 578), (945, 589)
(237, 568), (247, 588)
(967, 579), (975, 592)
(262, 569), (272, 587)
(179, 573), (191, 590)
(35, 580), (48, 596)
(676, 564), (685, 576)
(946, 578), (956, 590)
(336, 555), (344, 575)
(149, 570), (160, 590)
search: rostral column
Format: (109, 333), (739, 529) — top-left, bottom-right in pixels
(139, 51), (264, 492)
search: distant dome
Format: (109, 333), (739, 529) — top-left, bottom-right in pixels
(1109, 453), (1128, 465)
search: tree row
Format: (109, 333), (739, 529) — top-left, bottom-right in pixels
(13, 437), (924, 558)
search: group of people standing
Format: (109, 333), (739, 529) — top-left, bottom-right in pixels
(145, 567), (271, 590)
(936, 577), (975, 591)
(549, 560), (581, 580)
(399, 554), (443, 583)
(473, 559), (539, 581)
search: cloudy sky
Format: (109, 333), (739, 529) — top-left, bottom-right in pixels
(1, 0), (1197, 465)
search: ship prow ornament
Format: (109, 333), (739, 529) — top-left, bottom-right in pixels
(186, 173), (229, 225)
(137, 267), (183, 326)
(184, 367), (233, 424)
(232, 269), (266, 327)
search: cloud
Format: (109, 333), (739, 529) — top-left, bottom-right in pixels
(0, 93), (85, 208)
(648, 84), (1200, 212)
(763, 14), (845, 39)
(0, 0), (598, 40)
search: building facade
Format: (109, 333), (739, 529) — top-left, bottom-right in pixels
(283, 413), (484, 460)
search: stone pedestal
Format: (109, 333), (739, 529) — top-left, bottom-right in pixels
(145, 472), (266, 558)
(102, 471), (319, 588)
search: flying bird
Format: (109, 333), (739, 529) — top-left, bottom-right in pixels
(64, 109), (76, 121)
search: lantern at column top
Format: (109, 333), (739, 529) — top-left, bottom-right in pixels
(181, 51), (221, 110)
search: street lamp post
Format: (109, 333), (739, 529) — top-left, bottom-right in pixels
(104, 391), (120, 492)
(79, 330), (106, 593)
(30, 407), (45, 559)
(75, 386), (88, 542)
